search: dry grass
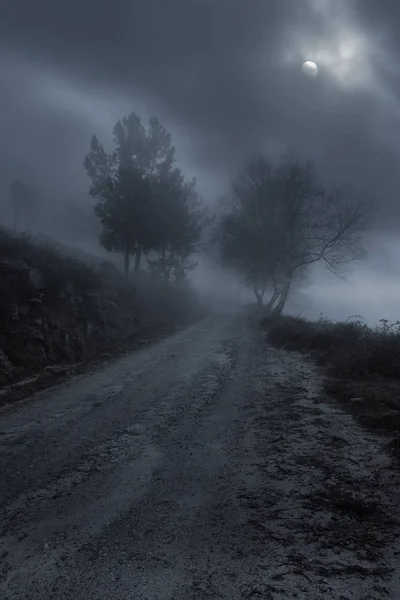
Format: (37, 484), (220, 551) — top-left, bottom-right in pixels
(264, 314), (400, 460)
(266, 314), (400, 380)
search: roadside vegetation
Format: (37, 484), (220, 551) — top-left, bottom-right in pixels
(214, 151), (372, 314)
(1, 109), (214, 397)
(0, 226), (206, 398)
(264, 314), (400, 462)
(83, 112), (212, 278)
(1, 103), (381, 414)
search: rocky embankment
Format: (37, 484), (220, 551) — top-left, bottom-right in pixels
(0, 229), (203, 390)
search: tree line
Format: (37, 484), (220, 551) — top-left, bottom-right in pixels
(8, 110), (370, 314)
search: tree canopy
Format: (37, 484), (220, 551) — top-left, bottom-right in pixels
(217, 152), (371, 313)
(84, 111), (209, 278)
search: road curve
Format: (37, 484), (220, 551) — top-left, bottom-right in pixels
(1, 311), (400, 599)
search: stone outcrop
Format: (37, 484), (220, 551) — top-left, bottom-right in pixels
(0, 229), (202, 387)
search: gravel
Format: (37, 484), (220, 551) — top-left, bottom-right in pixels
(0, 311), (399, 599)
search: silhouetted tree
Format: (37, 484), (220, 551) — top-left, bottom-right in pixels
(217, 152), (370, 313)
(85, 111), (209, 278)
(84, 114), (155, 275)
(148, 176), (211, 282)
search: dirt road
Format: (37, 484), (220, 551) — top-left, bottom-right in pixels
(1, 312), (399, 599)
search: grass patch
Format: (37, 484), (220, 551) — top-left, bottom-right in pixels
(264, 314), (400, 458)
(266, 314), (400, 380)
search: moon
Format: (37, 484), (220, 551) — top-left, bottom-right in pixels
(301, 61), (318, 77)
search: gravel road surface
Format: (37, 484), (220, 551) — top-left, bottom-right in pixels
(1, 312), (400, 599)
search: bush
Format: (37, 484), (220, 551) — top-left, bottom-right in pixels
(266, 314), (400, 381)
(265, 314), (400, 453)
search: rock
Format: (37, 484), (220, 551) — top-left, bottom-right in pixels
(0, 348), (13, 381)
(18, 303), (31, 316)
(0, 258), (28, 276)
(86, 289), (103, 309)
(86, 289), (102, 298)
(11, 303), (19, 321)
(66, 284), (75, 296)
(29, 269), (45, 290)
(103, 300), (116, 309)
(44, 365), (71, 376)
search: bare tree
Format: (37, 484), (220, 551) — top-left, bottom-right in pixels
(269, 153), (369, 314)
(217, 151), (371, 313)
(216, 155), (278, 308)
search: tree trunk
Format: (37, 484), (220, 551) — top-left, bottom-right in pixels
(265, 289), (279, 315)
(272, 280), (291, 316)
(123, 248), (130, 277)
(253, 275), (267, 310)
(253, 286), (265, 310)
(134, 245), (142, 274)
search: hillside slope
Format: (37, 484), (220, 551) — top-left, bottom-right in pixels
(0, 228), (205, 389)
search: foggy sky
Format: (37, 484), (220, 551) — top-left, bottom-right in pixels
(2, 0), (400, 290)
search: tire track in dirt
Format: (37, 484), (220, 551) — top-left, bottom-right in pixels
(1, 313), (400, 599)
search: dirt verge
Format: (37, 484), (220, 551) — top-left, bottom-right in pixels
(264, 314), (400, 467)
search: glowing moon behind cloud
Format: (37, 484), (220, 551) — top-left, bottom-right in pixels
(301, 60), (318, 77)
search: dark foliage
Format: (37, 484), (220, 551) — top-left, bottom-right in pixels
(266, 314), (400, 380)
(264, 314), (400, 461)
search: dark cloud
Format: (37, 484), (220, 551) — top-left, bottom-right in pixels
(2, 0), (400, 238)
(355, 0), (400, 37)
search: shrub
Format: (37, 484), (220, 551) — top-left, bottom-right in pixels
(266, 314), (400, 381)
